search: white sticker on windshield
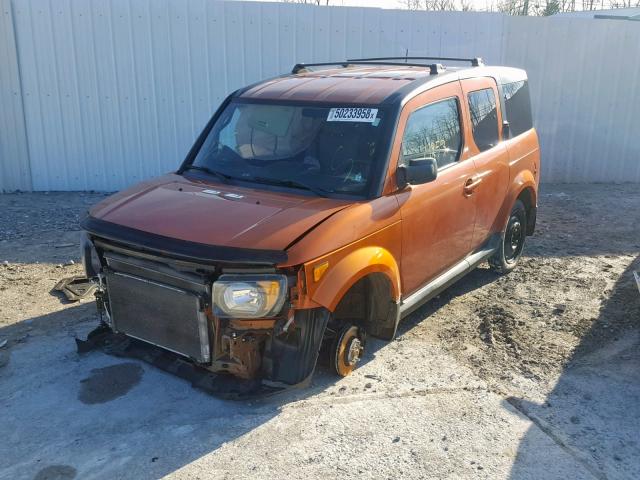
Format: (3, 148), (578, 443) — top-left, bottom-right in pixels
(327, 107), (378, 123)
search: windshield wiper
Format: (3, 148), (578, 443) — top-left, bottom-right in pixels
(246, 176), (333, 198)
(183, 165), (232, 183)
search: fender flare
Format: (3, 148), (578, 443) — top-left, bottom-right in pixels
(311, 246), (401, 313)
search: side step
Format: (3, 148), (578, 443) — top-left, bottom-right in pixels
(399, 238), (499, 318)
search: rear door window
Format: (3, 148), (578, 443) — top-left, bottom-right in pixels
(400, 97), (462, 169)
(467, 88), (499, 152)
(502, 80), (533, 137)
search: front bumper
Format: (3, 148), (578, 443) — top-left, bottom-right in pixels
(79, 222), (329, 394)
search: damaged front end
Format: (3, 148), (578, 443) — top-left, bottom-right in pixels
(77, 218), (328, 399)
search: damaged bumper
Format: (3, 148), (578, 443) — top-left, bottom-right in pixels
(78, 218), (329, 397)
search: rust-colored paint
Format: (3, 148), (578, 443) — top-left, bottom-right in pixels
(484, 128), (540, 235)
(459, 77), (511, 249)
(390, 81), (478, 295)
(240, 66), (431, 104)
(89, 64), (539, 323)
(304, 232), (402, 312)
(89, 173), (351, 251)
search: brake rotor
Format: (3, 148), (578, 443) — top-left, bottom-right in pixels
(332, 324), (364, 377)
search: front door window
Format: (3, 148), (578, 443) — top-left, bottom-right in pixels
(400, 97), (462, 169)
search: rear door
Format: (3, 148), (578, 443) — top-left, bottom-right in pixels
(394, 81), (478, 296)
(460, 77), (510, 248)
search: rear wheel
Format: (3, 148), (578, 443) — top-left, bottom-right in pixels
(489, 199), (527, 274)
(329, 324), (365, 377)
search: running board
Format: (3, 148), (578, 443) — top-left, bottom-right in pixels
(399, 237), (499, 317)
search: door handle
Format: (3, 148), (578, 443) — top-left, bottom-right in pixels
(463, 177), (482, 196)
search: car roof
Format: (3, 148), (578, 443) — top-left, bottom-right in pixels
(237, 63), (528, 106)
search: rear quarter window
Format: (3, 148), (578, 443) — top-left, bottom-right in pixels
(502, 80), (533, 137)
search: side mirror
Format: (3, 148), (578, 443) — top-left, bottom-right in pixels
(397, 157), (438, 187)
(502, 120), (510, 139)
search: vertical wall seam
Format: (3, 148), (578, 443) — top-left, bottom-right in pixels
(5, 0), (32, 191)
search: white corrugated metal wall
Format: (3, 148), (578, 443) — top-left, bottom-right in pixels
(0, 0), (638, 191)
(503, 16), (640, 184)
(0, 0), (31, 191)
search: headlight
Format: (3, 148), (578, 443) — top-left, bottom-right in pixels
(80, 231), (102, 278)
(212, 274), (287, 318)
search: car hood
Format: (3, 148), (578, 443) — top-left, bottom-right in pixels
(88, 174), (352, 252)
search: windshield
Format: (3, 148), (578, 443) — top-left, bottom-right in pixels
(187, 101), (388, 196)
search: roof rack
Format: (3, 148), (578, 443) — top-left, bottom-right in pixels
(291, 56), (483, 76)
(348, 56), (484, 67)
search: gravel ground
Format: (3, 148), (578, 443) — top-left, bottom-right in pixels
(0, 184), (639, 480)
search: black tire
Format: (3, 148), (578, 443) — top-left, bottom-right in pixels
(489, 199), (527, 274)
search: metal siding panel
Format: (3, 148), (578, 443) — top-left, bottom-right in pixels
(149, 0), (179, 175)
(242, 1), (262, 83)
(19, 0), (62, 190)
(168, 0), (195, 171)
(312, 3), (329, 62)
(128, 0), (160, 183)
(344, 7), (362, 59)
(327, 4), (346, 60)
(0, 0), (31, 191)
(6, 2), (640, 190)
(260, 3), (280, 77)
(295, 4), (313, 62)
(391, 8), (411, 58)
(503, 16), (640, 183)
(224, 1), (244, 89)
(276, 3), (296, 74)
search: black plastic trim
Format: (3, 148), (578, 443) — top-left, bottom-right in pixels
(81, 215), (287, 266)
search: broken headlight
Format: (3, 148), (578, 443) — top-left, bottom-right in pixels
(80, 231), (102, 278)
(212, 274), (287, 318)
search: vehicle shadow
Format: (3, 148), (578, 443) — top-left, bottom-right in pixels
(506, 255), (640, 479)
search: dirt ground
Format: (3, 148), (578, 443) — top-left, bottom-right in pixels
(1, 184), (639, 479)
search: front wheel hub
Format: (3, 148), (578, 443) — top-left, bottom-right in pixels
(332, 325), (365, 377)
(345, 337), (363, 366)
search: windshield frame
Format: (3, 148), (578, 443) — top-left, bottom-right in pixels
(178, 96), (398, 200)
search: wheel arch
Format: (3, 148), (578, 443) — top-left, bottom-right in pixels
(310, 246), (401, 312)
(492, 171), (538, 235)
(308, 246), (401, 340)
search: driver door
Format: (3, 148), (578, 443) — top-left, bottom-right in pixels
(394, 82), (478, 296)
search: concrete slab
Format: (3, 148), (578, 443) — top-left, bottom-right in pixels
(0, 319), (593, 480)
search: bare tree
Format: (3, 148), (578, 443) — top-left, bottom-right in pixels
(405, 0), (639, 12)
(281, 0), (332, 4)
(401, 0), (475, 10)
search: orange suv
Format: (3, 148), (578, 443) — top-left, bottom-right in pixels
(80, 57), (539, 395)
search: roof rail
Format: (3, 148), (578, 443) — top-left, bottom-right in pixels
(291, 56), (482, 76)
(348, 56), (484, 67)
(291, 62), (349, 74)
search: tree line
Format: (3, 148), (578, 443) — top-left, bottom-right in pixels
(281, 0), (640, 15)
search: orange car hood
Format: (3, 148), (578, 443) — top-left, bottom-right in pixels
(89, 174), (352, 251)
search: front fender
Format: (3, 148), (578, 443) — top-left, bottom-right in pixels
(309, 246), (401, 312)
